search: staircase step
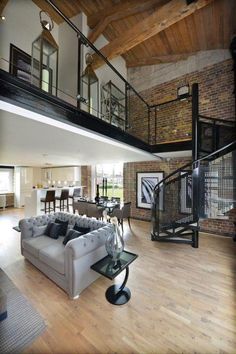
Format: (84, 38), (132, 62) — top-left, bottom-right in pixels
(156, 236), (193, 244)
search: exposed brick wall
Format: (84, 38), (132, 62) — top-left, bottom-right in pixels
(199, 217), (235, 237)
(127, 59), (235, 144)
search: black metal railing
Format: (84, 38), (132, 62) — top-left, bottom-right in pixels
(198, 115), (236, 157)
(152, 141), (236, 247)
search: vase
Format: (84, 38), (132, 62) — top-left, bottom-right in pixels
(105, 219), (124, 264)
(95, 184), (100, 203)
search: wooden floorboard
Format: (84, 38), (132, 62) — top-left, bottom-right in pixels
(0, 207), (236, 354)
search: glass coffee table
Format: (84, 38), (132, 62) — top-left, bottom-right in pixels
(91, 250), (138, 305)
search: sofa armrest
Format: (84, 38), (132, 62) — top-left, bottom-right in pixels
(19, 214), (55, 240)
(65, 224), (113, 260)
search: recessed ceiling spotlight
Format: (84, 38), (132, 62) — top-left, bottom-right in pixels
(1, 15), (6, 21)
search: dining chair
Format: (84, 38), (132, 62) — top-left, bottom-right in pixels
(69, 187), (81, 205)
(100, 196), (108, 201)
(110, 202), (131, 233)
(87, 203), (105, 220)
(73, 200), (88, 216)
(111, 197), (121, 203)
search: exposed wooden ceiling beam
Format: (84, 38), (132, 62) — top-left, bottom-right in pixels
(92, 0), (214, 69)
(87, 0), (159, 29)
(88, 0), (165, 44)
(0, 0), (9, 15)
(126, 52), (204, 67)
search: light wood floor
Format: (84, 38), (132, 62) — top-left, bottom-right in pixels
(0, 208), (236, 354)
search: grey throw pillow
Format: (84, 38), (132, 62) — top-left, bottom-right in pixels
(46, 222), (63, 239)
(63, 230), (83, 245)
(32, 225), (47, 237)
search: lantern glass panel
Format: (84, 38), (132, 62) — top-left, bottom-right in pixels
(31, 32), (58, 95)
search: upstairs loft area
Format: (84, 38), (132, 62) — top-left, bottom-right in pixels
(0, 0), (235, 157)
(0, 0), (198, 155)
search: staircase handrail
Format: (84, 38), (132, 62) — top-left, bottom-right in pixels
(154, 140), (236, 192)
(198, 115), (235, 125)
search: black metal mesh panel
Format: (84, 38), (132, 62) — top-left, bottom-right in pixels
(152, 170), (194, 236)
(199, 151), (236, 218)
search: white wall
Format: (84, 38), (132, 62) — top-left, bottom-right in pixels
(0, 2), (127, 108)
(94, 34), (127, 90)
(0, 0), (58, 71)
(58, 13), (83, 104)
(127, 49), (231, 92)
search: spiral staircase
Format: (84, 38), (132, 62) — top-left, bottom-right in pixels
(151, 84), (236, 248)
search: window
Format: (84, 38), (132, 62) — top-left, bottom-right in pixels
(0, 169), (14, 193)
(96, 163), (123, 200)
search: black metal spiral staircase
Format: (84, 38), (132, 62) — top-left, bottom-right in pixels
(151, 84), (236, 248)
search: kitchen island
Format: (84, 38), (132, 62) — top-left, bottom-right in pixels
(24, 186), (84, 217)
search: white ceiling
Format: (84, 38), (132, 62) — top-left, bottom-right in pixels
(0, 101), (160, 167)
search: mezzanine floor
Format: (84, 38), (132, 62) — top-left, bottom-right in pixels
(0, 207), (236, 354)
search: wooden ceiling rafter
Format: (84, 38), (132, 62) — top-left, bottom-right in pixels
(88, 0), (165, 44)
(0, 0), (9, 16)
(92, 0), (215, 69)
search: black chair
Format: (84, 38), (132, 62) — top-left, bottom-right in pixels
(40, 190), (55, 213)
(110, 202), (131, 233)
(55, 189), (69, 211)
(111, 197), (121, 203)
(69, 188), (81, 205)
(100, 196), (108, 202)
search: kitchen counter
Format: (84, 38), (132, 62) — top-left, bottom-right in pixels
(24, 186), (84, 217)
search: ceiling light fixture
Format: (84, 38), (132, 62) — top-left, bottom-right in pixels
(1, 15), (6, 20)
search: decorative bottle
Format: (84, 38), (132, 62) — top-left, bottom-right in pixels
(105, 217), (124, 264)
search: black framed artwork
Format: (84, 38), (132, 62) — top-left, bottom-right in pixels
(9, 43), (53, 93)
(9, 43), (31, 83)
(136, 171), (164, 210)
(179, 171), (192, 214)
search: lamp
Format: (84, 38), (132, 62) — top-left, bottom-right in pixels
(31, 11), (58, 95)
(80, 53), (99, 116)
(177, 84), (190, 100)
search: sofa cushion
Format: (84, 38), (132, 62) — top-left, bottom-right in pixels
(32, 225), (47, 237)
(46, 222), (64, 239)
(39, 242), (65, 275)
(22, 236), (57, 258)
(55, 218), (69, 236)
(73, 224), (90, 234)
(63, 230), (83, 245)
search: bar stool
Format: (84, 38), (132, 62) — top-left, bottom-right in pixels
(55, 189), (69, 211)
(69, 187), (81, 206)
(40, 190), (55, 213)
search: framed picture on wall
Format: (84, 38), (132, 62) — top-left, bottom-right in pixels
(9, 43), (31, 83)
(179, 171), (192, 214)
(136, 171), (164, 209)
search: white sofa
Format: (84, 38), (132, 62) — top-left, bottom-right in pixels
(19, 212), (113, 299)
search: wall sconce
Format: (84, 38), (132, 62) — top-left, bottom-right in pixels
(177, 84), (190, 100)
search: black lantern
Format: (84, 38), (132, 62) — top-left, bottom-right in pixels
(31, 11), (58, 95)
(177, 84), (190, 100)
(81, 53), (99, 116)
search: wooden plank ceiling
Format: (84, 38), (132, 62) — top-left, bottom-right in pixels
(3, 0), (235, 67)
